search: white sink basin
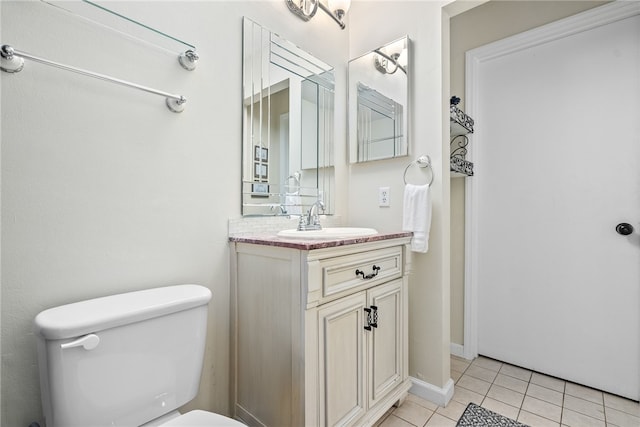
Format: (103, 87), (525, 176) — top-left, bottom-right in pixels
(277, 227), (378, 240)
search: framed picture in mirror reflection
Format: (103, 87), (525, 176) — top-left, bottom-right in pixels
(254, 162), (268, 180)
(254, 145), (268, 162)
(251, 182), (269, 197)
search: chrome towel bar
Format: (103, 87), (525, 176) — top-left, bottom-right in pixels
(0, 44), (187, 112)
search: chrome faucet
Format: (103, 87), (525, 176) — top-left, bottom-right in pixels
(270, 204), (287, 215)
(297, 200), (325, 231)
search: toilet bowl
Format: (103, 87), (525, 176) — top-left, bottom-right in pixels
(144, 410), (245, 427)
(34, 284), (245, 427)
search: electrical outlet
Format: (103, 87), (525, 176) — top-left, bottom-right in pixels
(379, 187), (390, 207)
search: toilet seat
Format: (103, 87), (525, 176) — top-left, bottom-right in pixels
(159, 410), (246, 427)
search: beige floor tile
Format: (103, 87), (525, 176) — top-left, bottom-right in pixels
(451, 369), (463, 383)
(471, 356), (503, 372)
(425, 413), (457, 427)
(374, 407), (396, 427)
(451, 386), (484, 407)
(494, 373), (529, 394)
(450, 356), (471, 373)
(605, 406), (640, 427)
(561, 408), (605, 427)
(393, 400), (434, 426)
(564, 382), (603, 405)
(518, 410), (561, 427)
(562, 394), (604, 421)
(526, 383), (564, 406)
(500, 363), (533, 382)
(481, 397), (520, 420)
(407, 393), (438, 412)
(465, 364), (499, 383)
(457, 375), (492, 396)
(522, 396), (562, 422)
(604, 393), (640, 416)
(379, 414), (415, 427)
(487, 384), (525, 408)
(530, 372), (565, 393)
(435, 400), (467, 422)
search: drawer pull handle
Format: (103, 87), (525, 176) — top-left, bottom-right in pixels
(364, 305), (379, 331)
(355, 265), (381, 280)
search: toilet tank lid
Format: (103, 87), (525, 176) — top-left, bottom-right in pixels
(34, 284), (212, 340)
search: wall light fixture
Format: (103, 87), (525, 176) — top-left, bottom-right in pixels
(374, 47), (407, 75)
(285, 0), (351, 30)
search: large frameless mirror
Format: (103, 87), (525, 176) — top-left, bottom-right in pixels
(242, 18), (335, 216)
(348, 36), (409, 163)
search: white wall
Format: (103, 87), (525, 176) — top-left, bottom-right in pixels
(0, 1), (348, 425)
(348, 1), (452, 391)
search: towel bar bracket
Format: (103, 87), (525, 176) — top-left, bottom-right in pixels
(0, 45), (24, 73)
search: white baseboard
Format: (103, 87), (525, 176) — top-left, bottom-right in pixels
(409, 377), (455, 407)
(450, 342), (464, 358)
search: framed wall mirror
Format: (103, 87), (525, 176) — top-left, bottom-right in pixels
(348, 36), (409, 163)
(242, 18), (335, 216)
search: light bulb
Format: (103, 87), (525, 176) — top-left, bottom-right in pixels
(328, 0), (351, 17)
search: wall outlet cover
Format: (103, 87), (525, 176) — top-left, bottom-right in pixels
(379, 187), (390, 207)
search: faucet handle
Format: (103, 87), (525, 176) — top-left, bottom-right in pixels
(297, 214), (309, 231)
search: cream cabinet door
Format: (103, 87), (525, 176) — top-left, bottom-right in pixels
(368, 279), (403, 408)
(318, 292), (368, 427)
(318, 279), (404, 427)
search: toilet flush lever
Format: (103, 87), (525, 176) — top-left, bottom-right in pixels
(60, 333), (100, 351)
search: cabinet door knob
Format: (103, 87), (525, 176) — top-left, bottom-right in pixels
(616, 223), (634, 236)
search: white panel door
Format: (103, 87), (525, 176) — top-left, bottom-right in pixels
(471, 7), (639, 400)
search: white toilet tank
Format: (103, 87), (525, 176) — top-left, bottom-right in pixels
(34, 284), (212, 427)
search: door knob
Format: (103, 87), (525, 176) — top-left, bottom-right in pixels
(615, 223), (634, 236)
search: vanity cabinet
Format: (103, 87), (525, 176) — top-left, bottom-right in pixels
(229, 235), (412, 427)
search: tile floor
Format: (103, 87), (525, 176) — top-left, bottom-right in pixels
(376, 355), (640, 427)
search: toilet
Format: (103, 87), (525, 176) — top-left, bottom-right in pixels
(34, 284), (245, 427)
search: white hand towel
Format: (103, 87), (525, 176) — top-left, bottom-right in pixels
(402, 184), (432, 253)
(284, 192), (302, 215)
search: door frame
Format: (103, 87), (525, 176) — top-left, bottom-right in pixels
(463, 1), (640, 364)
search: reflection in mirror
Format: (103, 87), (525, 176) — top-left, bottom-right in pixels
(349, 36), (409, 163)
(242, 18), (335, 216)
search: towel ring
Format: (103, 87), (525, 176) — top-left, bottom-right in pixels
(403, 155), (434, 186)
(286, 171), (300, 187)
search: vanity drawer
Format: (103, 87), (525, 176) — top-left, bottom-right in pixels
(319, 246), (403, 302)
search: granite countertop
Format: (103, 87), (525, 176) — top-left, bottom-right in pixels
(229, 231), (413, 250)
